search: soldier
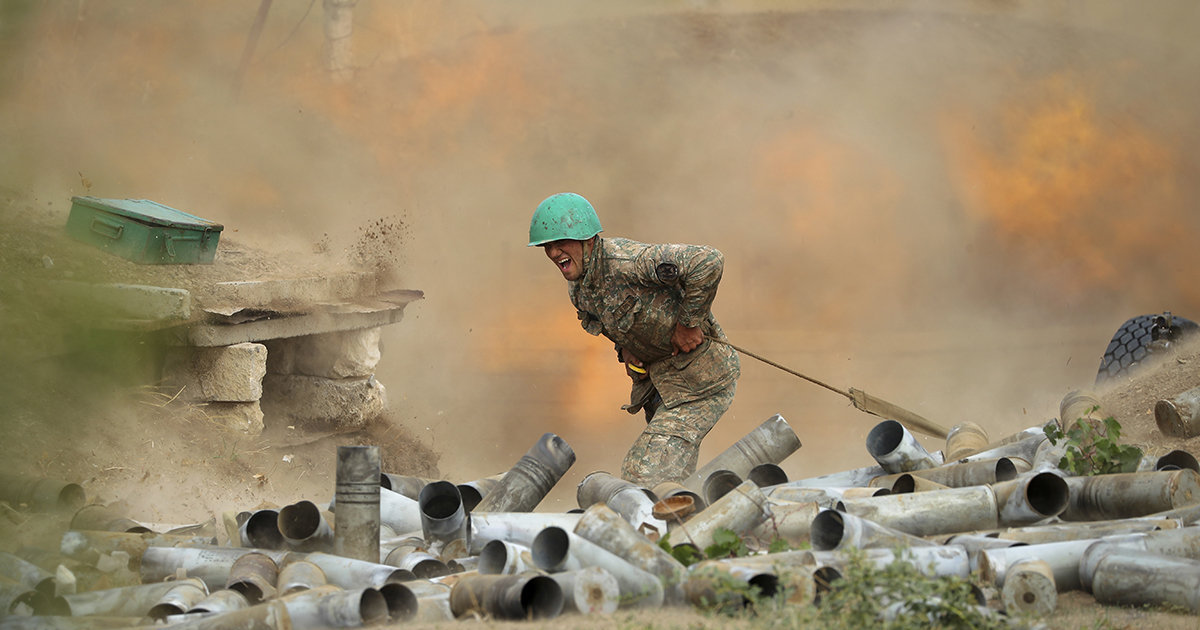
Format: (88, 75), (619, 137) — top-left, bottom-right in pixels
(528, 192), (740, 487)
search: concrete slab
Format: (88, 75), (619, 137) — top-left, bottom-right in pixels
(175, 290), (423, 347)
(194, 272), (378, 314)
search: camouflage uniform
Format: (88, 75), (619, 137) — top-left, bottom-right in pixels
(568, 237), (740, 487)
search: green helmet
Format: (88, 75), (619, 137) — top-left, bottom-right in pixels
(528, 192), (603, 247)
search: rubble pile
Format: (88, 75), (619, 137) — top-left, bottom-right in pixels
(2, 394), (1200, 628)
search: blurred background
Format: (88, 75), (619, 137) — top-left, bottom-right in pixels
(3, 0), (1199, 509)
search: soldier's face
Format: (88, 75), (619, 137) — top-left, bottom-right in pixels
(543, 238), (587, 281)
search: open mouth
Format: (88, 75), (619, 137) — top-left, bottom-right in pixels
(556, 257), (571, 273)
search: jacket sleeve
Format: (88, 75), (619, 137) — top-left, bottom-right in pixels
(634, 243), (725, 328)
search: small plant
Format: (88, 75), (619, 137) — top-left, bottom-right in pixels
(814, 548), (1009, 630)
(1045, 408), (1142, 476)
(658, 532), (704, 566)
(658, 527), (793, 567)
(705, 527), (751, 559)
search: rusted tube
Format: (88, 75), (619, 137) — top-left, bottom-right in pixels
(1138, 449), (1200, 473)
(1060, 389), (1103, 425)
(810, 509), (938, 551)
(1086, 550), (1200, 612)
(478, 539), (533, 575)
(146, 579), (210, 621)
(528, 527), (582, 572)
(1000, 557), (1056, 615)
(412, 585), (455, 623)
(573, 503), (685, 602)
(140, 546), (290, 590)
(0, 551), (57, 595)
(377, 487), (423, 537)
(866, 420), (941, 474)
(448, 573), (563, 620)
(473, 432), (575, 513)
(0, 473), (85, 512)
(457, 474), (503, 512)
(836, 485), (999, 537)
(240, 509), (285, 550)
(748, 463), (788, 487)
(530, 526), (664, 608)
(751, 500), (820, 547)
(302, 551), (412, 588)
(378, 582), (420, 622)
(277, 500), (334, 552)
(276, 559), (327, 595)
(391, 550), (450, 579)
(1061, 469), (1200, 521)
(701, 470), (743, 505)
(1031, 438), (1068, 472)
(1155, 386), (1200, 437)
(889, 475), (950, 494)
(944, 534), (1028, 573)
(12, 547), (86, 578)
(61, 577), (207, 617)
(672, 480), (771, 553)
(684, 560), (783, 610)
(685, 414), (801, 492)
(0, 583), (39, 616)
(692, 553), (817, 606)
(783, 464), (887, 490)
(871, 457), (1022, 489)
(977, 538), (1098, 590)
(576, 471), (665, 534)
(961, 431), (1047, 466)
(69, 504), (152, 534)
(225, 551), (278, 603)
(992, 471), (1070, 525)
(418, 480), (468, 546)
(333, 445), (381, 563)
(380, 473), (436, 500)
(467, 512), (582, 554)
(943, 422), (989, 461)
(809, 546), (970, 579)
(767, 485), (887, 507)
(59, 530), (214, 569)
(188, 588), (251, 614)
(280, 584), (391, 626)
(995, 518), (1181, 544)
(1077, 527), (1200, 592)
(380, 535), (423, 566)
(651, 481), (706, 513)
(548, 566), (620, 615)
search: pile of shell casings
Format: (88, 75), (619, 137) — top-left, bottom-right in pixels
(3, 390), (1199, 628)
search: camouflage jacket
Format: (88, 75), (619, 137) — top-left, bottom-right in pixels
(568, 237), (740, 409)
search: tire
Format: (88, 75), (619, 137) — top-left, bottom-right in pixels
(1095, 312), (1199, 384)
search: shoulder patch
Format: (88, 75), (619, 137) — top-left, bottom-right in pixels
(655, 262), (679, 284)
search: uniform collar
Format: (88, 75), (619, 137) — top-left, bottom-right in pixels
(576, 236), (604, 289)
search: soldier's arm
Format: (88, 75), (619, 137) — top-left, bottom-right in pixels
(636, 243), (725, 328)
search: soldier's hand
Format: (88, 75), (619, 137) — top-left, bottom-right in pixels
(622, 347), (648, 380)
(671, 323), (703, 355)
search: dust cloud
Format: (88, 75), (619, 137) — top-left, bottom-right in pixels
(3, 1), (1200, 508)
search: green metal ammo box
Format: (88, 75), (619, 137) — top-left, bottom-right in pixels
(65, 196), (224, 264)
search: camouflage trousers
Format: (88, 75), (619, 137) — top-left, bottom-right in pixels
(620, 382), (736, 488)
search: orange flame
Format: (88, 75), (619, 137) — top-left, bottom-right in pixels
(943, 74), (1181, 298)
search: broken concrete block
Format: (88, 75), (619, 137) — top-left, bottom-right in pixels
(261, 374), (386, 431)
(264, 328), (382, 379)
(162, 342), (267, 402)
(202, 401), (265, 435)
